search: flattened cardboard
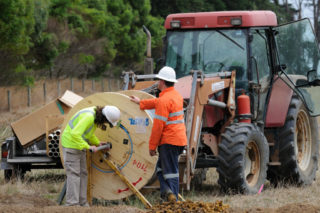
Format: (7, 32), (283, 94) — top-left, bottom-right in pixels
(11, 90), (83, 147)
(58, 90), (83, 108)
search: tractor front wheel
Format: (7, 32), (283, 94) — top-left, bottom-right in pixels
(217, 123), (269, 194)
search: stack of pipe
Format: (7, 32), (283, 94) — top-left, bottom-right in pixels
(48, 129), (61, 158)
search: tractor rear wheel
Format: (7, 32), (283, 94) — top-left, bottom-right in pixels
(217, 123), (269, 194)
(268, 95), (318, 185)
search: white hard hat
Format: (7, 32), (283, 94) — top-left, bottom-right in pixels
(155, 66), (178, 83)
(102, 106), (121, 126)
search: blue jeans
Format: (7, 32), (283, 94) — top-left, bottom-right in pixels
(156, 144), (184, 199)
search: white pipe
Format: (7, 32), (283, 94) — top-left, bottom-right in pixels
(55, 130), (61, 135)
(48, 134), (54, 140)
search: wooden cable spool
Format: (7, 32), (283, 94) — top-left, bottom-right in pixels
(60, 91), (157, 200)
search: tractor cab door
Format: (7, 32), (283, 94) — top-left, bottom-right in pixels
(249, 28), (272, 121)
(274, 19), (320, 116)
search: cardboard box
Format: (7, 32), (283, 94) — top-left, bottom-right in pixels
(11, 90), (83, 147)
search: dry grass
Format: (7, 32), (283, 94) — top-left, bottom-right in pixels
(0, 156), (320, 212)
(0, 170), (65, 199)
(0, 110), (320, 212)
(187, 168), (320, 209)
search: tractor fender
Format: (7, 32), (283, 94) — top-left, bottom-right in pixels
(265, 78), (293, 127)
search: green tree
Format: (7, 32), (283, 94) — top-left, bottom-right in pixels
(151, 0), (226, 18)
(150, 0), (294, 24)
(0, 0), (35, 54)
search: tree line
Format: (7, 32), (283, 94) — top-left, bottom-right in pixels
(0, 0), (299, 86)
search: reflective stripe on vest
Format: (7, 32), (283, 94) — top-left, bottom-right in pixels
(154, 114), (168, 122)
(68, 109), (95, 142)
(168, 110), (184, 117)
(154, 110), (184, 125)
(166, 119), (184, 125)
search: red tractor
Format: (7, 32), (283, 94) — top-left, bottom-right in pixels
(123, 10), (320, 193)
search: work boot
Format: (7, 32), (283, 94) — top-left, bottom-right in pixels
(80, 202), (90, 207)
(167, 193), (176, 202)
(160, 193), (166, 204)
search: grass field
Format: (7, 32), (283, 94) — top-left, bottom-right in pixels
(1, 109), (320, 212)
(0, 167), (320, 212)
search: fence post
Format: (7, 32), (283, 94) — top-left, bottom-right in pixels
(92, 79), (95, 91)
(57, 80), (61, 96)
(70, 78), (74, 91)
(108, 78), (112, 91)
(117, 79), (120, 90)
(101, 79), (104, 92)
(43, 82), (47, 103)
(82, 79), (85, 92)
(7, 90), (11, 112)
(28, 86), (31, 107)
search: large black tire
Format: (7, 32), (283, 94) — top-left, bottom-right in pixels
(217, 123), (269, 194)
(268, 95), (319, 185)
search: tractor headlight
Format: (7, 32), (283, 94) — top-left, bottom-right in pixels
(170, 20), (181, 28)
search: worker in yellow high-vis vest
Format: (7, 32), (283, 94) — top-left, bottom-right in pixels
(61, 105), (121, 206)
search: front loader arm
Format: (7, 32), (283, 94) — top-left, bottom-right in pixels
(184, 70), (236, 190)
(122, 70), (236, 191)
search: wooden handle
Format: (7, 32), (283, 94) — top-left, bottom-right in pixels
(99, 152), (152, 209)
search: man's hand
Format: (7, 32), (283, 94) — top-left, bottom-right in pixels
(99, 142), (107, 146)
(149, 150), (156, 156)
(130, 95), (140, 104)
(89, 145), (98, 153)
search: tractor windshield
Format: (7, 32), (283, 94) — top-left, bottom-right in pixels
(165, 29), (248, 79)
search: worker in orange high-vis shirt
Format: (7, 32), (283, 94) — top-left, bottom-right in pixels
(130, 66), (187, 202)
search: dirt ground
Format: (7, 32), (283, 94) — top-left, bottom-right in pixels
(229, 203), (320, 213)
(0, 194), (319, 213)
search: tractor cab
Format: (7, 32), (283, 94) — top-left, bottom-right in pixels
(163, 11), (320, 119)
(124, 11), (320, 193)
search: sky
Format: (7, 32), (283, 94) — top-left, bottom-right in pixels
(283, 0), (313, 20)
(277, 0), (315, 27)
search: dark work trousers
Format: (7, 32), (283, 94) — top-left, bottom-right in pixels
(156, 144), (184, 199)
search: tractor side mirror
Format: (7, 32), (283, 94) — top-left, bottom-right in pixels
(307, 69), (320, 86)
(296, 70), (320, 87)
(296, 79), (308, 87)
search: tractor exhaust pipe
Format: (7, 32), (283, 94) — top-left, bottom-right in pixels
(143, 25), (152, 58)
(142, 25), (153, 74)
